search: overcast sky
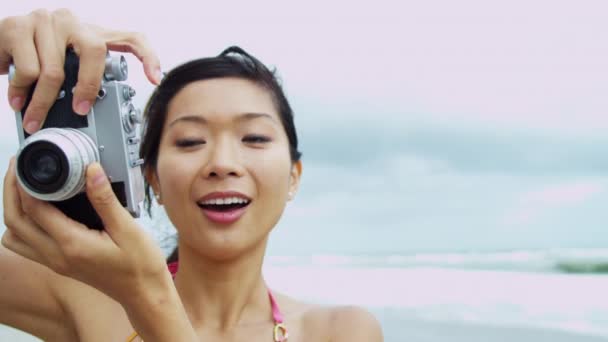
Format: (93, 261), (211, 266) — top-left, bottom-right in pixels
(0, 0), (607, 255)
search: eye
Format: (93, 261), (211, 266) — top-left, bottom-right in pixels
(175, 139), (206, 148)
(243, 135), (272, 144)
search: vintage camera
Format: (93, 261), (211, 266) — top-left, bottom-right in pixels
(10, 49), (144, 230)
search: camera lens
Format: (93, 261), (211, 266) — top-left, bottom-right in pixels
(31, 153), (61, 184)
(18, 141), (69, 194)
(26, 148), (64, 186)
(16, 128), (99, 201)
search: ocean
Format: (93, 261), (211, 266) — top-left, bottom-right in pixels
(2, 248), (608, 341)
(262, 248), (608, 340)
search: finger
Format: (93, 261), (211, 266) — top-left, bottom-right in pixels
(1, 229), (45, 266)
(4, 156), (26, 222)
(0, 16), (16, 74)
(22, 13), (66, 134)
(94, 27), (162, 85)
(15, 175), (119, 271)
(69, 29), (107, 115)
(2, 156), (21, 211)
(15, 178), (84, 243)
(85, 163), (132, 238)
(5, 18), (40, 115)
(5, 158), (63, 257)
(12, 158), (121, 250)
(2, 157), (24, 225)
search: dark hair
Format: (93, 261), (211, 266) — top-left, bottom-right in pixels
(139, 46), (302, 263)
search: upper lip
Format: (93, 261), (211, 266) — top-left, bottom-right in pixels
(197, 191), (252, 203)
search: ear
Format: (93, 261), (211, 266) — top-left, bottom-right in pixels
(144, 166), (162, 205)
(287, 160), (302, 201)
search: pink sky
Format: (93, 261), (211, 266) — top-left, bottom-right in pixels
(1, 0), (607, 137)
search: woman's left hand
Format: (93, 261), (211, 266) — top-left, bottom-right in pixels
(2, 157), (169, 304)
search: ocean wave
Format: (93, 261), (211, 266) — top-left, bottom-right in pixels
(263, 265), (608, 338)
(266, 248), (608, 274)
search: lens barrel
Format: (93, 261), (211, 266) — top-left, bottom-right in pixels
(16, 128), (99, 201)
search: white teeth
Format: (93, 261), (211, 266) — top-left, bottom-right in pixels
(199, 197), (250, 205)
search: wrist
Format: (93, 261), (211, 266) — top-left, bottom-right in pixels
(122, 272), (197, 341)
(121, 268), (175, 309)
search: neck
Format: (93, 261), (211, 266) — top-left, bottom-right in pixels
(172, 238), (271, 332)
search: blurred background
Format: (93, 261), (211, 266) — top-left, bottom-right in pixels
(1, 0), (607, 341)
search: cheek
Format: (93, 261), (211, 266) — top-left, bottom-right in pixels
(249, 150), (292, 195)
(155, 149), (195, 196)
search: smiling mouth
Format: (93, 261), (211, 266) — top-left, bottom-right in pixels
(197, 202), (250, 212)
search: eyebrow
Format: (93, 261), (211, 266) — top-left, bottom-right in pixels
(168, 112), (278, 128)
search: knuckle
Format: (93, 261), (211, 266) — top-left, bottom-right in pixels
(40, 65), (65, 87)
(9, 62), (40, 88)
(29, 9), (51, 21)
(75, 81), (100, 99)
(93, 189), (115, 206)
(2, 213), (9, 227)
(1, 16), (19, 32)
(4, 16), (32, 43)
(84, 40), (107, 57)
(0, 232), (12, 249)
(19, 198), (34, 216)
(3, 212), (18, 230)
(51, 8), (78, 33)
(15, 65), (40, 85)
(49, 258), (69, 275)
(132, 31), (146, 42)
(61, 240), (86, 264)
(25, 101), (50, 119)
(127, 31), (147, 46)
(52, 8), (75, 19)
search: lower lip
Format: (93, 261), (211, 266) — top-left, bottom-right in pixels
(201, 205), (249, 224)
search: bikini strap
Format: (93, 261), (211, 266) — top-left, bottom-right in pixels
(268, 290), (288, 342)
(167, 261), (179, 278)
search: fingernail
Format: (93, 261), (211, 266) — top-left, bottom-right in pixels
(25, 120), (40, 134)
(9, 96), (24, 111)
(89, 163), (108, 187)
(75, 100), (91, 115)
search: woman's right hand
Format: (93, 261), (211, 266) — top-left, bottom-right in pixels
(0, 8), (162, 134)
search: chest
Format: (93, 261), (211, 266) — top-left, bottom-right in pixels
(66, 295), (327, 342)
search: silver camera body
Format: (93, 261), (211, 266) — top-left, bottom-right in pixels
(10, 49), (144, 229)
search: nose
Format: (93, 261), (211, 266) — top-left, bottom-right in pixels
(201, 136), (244, 179)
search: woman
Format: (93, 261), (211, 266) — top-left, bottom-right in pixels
(0, 9), (383, 342)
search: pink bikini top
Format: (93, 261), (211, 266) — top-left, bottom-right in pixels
(155, 262), (288, 342)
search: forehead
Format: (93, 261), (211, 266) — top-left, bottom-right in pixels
(166, 77), (278, 122)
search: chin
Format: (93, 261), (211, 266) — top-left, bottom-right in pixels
(186, 230), (268, 263)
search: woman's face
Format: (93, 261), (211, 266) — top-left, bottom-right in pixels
(148, 77), (301, 260)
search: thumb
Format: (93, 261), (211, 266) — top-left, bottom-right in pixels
(85, 162), (129, 232)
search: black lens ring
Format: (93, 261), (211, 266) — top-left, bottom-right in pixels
(18, 141), (70, 194)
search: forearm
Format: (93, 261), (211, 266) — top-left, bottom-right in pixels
(122, 273), (197, 342)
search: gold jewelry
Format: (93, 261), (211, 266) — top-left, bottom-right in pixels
(274, 322), (289, 341)
(126, 331), (139, 342)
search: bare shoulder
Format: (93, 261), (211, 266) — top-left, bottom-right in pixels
(326, 305), (384, 341)
(271, 291), (383, 342)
